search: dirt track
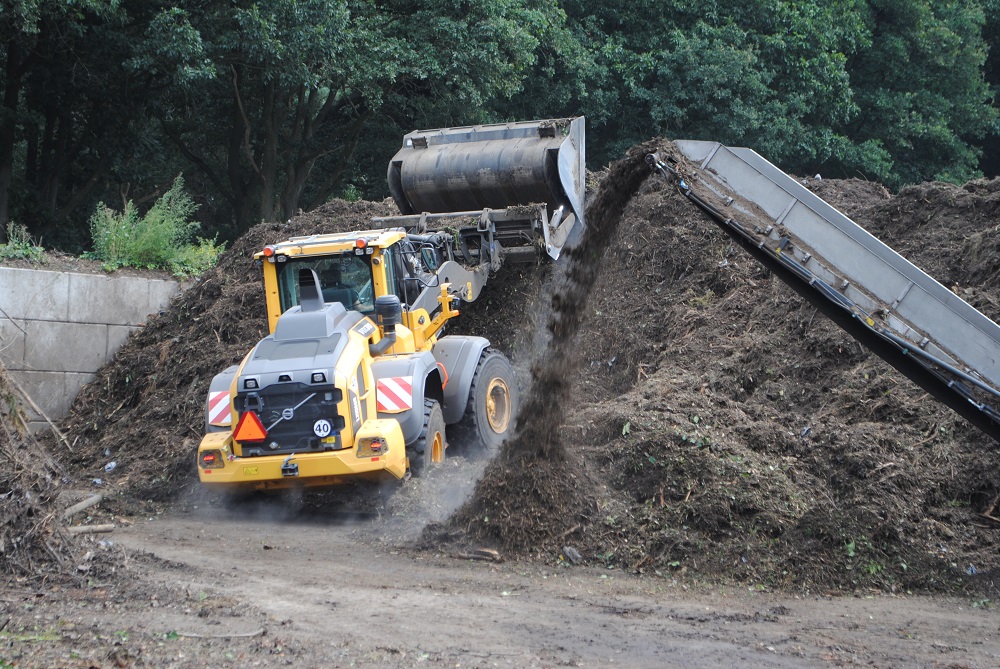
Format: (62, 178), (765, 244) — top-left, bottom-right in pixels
(7, 504), (997, 668)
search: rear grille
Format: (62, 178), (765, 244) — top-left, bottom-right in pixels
(236, 382), (345, 456)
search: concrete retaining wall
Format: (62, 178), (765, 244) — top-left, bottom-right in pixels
(0, 267), (180, 432)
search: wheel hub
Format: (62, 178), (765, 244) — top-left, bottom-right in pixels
(485, 378), (511, 433)
(432, 431), (444, 463)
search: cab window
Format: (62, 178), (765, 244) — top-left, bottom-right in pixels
(276, 254), (375, 314)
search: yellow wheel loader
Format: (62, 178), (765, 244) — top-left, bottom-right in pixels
(197, 118), (585, 491)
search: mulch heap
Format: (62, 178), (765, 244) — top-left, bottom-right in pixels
(0, 362), (78, 580)
(449, 143), (1000, 593)
(53, 143), (1000, 592)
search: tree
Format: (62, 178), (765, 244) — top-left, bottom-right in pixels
(139, 0), (569, 233)
(0, 1), (123, 241)
(555, 0), (997, 188)
(0, 2), (179, 247)
(557, 0), (868, 172)
(980, 0), (1000, 177)
(837, 0), (997, 186)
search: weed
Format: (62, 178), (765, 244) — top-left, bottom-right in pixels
(0, 222), (44, 262)
(687, 290), (716, 308)
(864, 561), (885, 576)
(339, 183), (362, 202)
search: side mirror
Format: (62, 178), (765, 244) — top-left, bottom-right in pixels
(420, 247), (439, 271)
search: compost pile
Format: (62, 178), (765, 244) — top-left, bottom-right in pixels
(0, 363), (78, 580)
(444, 142), (659, 549)
(53, 142), (1000, 591)
(451, 145), (1000, 592)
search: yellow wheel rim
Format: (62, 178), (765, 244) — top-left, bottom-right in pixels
(431, 431), (444, 463)
(485, 378), (511, 433)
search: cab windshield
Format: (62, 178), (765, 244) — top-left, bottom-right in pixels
(275, 254), (375, 314)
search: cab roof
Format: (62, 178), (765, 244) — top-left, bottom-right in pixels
(254, 228), (406, 260)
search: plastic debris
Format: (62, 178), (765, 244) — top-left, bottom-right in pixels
(563, 546), (583, 564)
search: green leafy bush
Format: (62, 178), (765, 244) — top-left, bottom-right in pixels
(88, 176), (223, 276)
(0, 223), (45, 262)
(169, 236), (225, 277)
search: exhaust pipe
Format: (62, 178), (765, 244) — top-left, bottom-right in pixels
(369, 295), (402, 357)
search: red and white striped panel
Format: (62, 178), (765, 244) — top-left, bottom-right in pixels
(376, 376), (413, 413)
(208, 391), (232, 426)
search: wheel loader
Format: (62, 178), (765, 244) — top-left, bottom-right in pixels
(196, 117), (585, 491)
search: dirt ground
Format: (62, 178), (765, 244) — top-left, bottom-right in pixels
(3, 497), (999, 668)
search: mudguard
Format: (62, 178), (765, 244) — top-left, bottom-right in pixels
(371, 351), (444, 445)
(204, 365), (239, 433)
(432, 335), (491, 424)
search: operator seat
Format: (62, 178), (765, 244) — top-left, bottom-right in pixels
(323, 286), (360, 311)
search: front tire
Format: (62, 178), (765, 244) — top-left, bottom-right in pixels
(457, 350), (518, 455)
(408, 398), (446, 477)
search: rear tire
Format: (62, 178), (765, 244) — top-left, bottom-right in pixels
(408, 398), (446, 477)
(457, 350), (518, 456)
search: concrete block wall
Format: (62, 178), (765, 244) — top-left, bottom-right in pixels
(0, 267), (180, 432)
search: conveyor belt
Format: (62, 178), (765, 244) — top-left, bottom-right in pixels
(648, 143), (1000, 443)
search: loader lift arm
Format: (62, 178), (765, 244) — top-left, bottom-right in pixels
(647, 145), (1000, 443)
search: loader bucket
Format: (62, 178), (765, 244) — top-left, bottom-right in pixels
(387, 117), (586, 259)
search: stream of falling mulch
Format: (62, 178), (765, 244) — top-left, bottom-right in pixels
(439, 141), (661, 550)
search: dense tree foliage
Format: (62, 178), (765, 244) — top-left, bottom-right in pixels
(842, 0), (996, 185)
(981, 0), (1000, 176)
(0, 1), (133, 244)
(555, 0), (996, 187)
(0, 0), (996, 246)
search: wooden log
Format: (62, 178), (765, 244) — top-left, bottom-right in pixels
(66, 524), (115, 535)
(62, 494), (104, 520)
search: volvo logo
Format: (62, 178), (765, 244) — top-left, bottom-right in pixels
(281, 407), (294, 420)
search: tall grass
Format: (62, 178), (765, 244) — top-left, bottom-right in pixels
(88, 176), (223, 276)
